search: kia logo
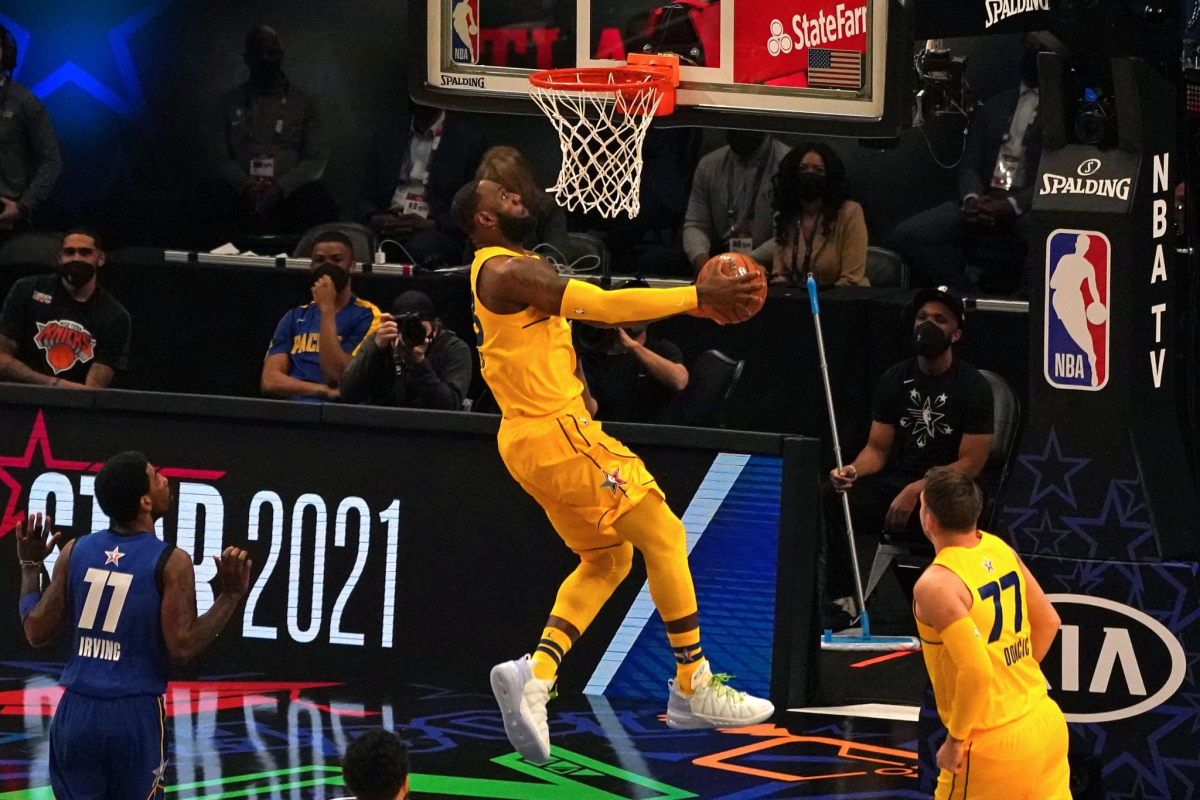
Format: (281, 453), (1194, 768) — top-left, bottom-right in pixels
(1042, 594), (1186, 723)
(1077, 159), (1102, 176)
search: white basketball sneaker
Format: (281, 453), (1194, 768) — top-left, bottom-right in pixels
(490, 656), (555, 763)
(666, 662), (775, 729)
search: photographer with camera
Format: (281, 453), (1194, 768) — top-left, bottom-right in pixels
(575, 321), (688, 424)
(339, 290), (472, 409)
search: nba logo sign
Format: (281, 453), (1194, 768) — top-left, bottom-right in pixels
(451, 0), (480, 64)
(1045, 229), (1110, 391)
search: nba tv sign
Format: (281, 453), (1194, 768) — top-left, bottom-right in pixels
(1042, 595), (1186, 723)
(1044, 229), (1110, 391)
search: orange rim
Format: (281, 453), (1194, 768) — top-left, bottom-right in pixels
(529, 67), (672, 97)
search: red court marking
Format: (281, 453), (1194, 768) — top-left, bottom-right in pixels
(850, 649), (921, 668)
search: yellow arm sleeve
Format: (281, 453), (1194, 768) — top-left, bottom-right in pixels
(942, 615), (994, 741)
(560, 279), (698, 324)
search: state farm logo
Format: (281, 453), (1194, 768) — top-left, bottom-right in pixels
(766, 19), (793, 57)
(34, 320), (95, 374)
(1077, 158), (1102, 176)
(1042, 595), (1186, 723)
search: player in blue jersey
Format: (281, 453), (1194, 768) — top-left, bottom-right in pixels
(16, 451), (251, 800)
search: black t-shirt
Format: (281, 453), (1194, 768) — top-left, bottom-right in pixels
(0, 275), (132, 383)
(582, 337), (685, 423)
(872, 356), (994, 478)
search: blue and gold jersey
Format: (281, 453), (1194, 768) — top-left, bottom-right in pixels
(267, 295), (380, 401)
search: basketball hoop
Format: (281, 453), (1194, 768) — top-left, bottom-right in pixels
(529, 54), (679, 219)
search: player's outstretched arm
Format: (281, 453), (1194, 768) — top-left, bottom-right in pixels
(479, 255), (762, 325)
(1017, 557), (1061, 662)
(160, 546), (251, 666)
(914, 566), (992, 766)
(18, 514), (75, 647)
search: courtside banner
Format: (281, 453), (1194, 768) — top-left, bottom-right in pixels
(0, 390), (817, 705)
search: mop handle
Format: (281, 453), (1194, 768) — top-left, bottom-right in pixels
(807, 277), (847, 471)
(808, 275), (869, 620)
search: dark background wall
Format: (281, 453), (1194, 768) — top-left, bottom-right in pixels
(3, 0), (1024, 250)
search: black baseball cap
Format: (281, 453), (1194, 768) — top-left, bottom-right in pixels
(391, 291), (435, 320)
(907, 286), (965, 329)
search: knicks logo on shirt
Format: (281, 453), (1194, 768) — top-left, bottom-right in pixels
(34, 321), (96, 374)
(1045, 229), (1110, 391)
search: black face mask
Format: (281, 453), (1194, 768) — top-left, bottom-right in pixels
(55, 260), (97, 288)
(914, 321), (952, 358)
(727, 131), (766, 160)
(497, 211), (537, 243)
(311, 263), (350, 293)
(795, 174), (826, 202)
(1020, 47), (1040, 88)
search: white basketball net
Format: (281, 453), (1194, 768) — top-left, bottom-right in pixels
(529, 73), (664, 219)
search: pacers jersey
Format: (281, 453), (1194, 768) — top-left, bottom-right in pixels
(471, 246), (584, 419)
(918, 531), (1047, 734)
(60, 530), (174, 698)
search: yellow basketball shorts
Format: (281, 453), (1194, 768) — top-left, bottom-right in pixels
(936, 696), (1070, 800)
(497, 408), (665, 553)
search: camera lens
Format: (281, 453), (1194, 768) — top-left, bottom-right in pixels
(1074, 109), (1108, 144)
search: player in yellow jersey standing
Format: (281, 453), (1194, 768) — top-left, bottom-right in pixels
(451, 178), (774, 763)
(913, 466), (1070, 799)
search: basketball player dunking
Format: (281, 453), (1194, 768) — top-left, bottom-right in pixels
(913, 466), (1070, 799)
(451, 178), (773, 763)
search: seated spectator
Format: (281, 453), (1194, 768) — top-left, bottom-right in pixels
(342, 729), (410, 800)
(889, 33), (1060, 292)
(203, 26), (336, 245)
(340, 290), (472, 409)
(358, 102), (487, 268)
(261, 231), (380, 402)
(822, 288), (993, 622)
(684, 130), (789, 276)
(475, 146), (571, 261)
(0, 23), (62, 240)
(576, 321), (687, 423)
(769, 143), (868, 287)
(0, 228), (130, 388)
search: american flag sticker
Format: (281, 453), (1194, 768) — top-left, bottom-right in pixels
(807, 48), (863, 89)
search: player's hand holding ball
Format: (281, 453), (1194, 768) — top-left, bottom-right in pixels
(1086, 302), (1107, 326)
(691, 253), (767, 325)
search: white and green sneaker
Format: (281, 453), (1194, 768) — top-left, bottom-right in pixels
(490, 656), (555, 763)
(666, 662), (775, 729)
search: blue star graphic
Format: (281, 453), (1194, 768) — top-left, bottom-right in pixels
(1015, 510), (1074, 556)
(1018, 427), (1090, 508)
(0, 0), (173, 117)
(1061, 481), (1151, 559)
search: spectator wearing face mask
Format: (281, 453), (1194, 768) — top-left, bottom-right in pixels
(768, 143), (868, 287)
(260, 231), (380, 402)
(820, 288), (993, 623)
(683, 130), (790, 275)
(0, 228), (130, 388)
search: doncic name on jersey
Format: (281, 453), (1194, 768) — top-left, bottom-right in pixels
(1044, 229), (1110, 391)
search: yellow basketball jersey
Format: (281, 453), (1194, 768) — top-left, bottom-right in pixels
(470, 246), (584, 419)
(917, 531), (1048, 735)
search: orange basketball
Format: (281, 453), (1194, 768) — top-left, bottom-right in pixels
(692, 253), (767, 325)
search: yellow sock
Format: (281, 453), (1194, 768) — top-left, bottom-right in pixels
(532, 625), (574, 681)
(667, 621), (705, 695)
(530, 544), (634, 681)
(611, 494), (706, 695)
